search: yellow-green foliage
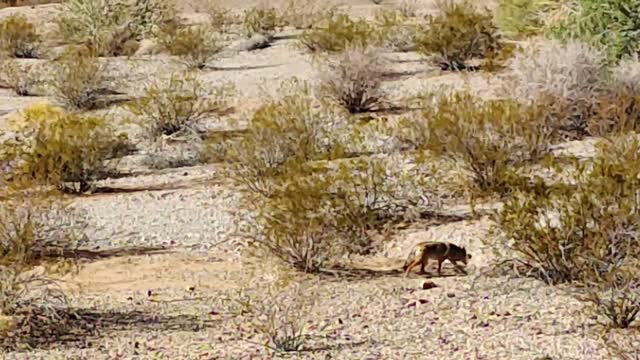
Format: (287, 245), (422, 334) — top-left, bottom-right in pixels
(491, 136), (640, 327)
(300, 15), (377, 53)
(2, 103), (128, 193)
(415, 0), (502, 70)
(421, 92), (555, 196)
(47, 48), (109, 110)
(127, 71), (234, 138)
(56, 0), (175, 56)
(495, 0), (555, 38)
(0, 14), (40, 58)
(158, 23), (224, 69)
(280, 0), (338, 30)
(242, 6), (284, 38)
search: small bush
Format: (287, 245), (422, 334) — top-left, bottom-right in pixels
(421, 92), (555, 196)
(587, 87), (640, 136)
(56, 0), (175, 56)
(127, 71), (234, 138)
(502, 40), (610, 137)
(0, 15), (41, 58)
(372, 8), (419, 52)
(495, 0), (554, 39)
(202, 1), (237, 33)
(158, 23), (224, 69)
(46, 49), (111, 110)
(300, 14), (376, 53)
(242, 6), (284, 38)
(548, 0), (640, 61)
(2, 103), (129, 193)
(415, 0), (502, 70)
(317, 47), (390, 113)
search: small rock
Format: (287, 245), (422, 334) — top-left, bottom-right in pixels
(422, 281), (438, 290)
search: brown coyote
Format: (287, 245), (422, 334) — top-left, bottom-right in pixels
(403, 241), (472, 277)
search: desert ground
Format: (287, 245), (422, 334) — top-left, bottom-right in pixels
(1, 0), (640, 359)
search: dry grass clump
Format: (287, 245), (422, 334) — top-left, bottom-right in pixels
(414, 0), (503, 71)
(548, 0), (640, 61)
(317, 47), (390, 114)
(0, 15), (41, 58)
(491, 136), (640, 328)
(46, 48), (112, 110)
(495, 0), (559, 39)
(202, 1), (237, 33)
(1, 103), (129, 193)
(300, 14), (376, 53)
(421, 92), (556, 196)
(0, 189), (85, 338)
(56, 0), (175, 56)
(127, 71), (234, 138)
(157, 23), (224, 69)
(372, 8), (419, 52)
(242, 6), (285, 38)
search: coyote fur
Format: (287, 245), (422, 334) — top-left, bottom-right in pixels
(403, 241), (471, 276)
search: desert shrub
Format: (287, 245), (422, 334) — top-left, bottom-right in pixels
(491, 136), (640, 326)
(317, 47), (390, 113)
(46, 49), (111, 110)
(280, 0), (338, 30)
(127, 71), (234, 138)
(0, 59), (42, 96)
(56, 0), (175, 56)
(202, 1), (237, 33)
(0, 15), (41, 58)
(495, 0), (557, 38)
(396, 0), (418, 17)
(502, 40), (610, 137)
(415, 0), (502, 70)
(587, 87), (640, 136)
(300, 14), (376, 53)
(1, 103), (129, 193)
(158, 23), (224, 69)
(372, 8), (419, 52)
(548, 0), (640, 61)
(421, 92), (556, 196)
(242, 6), (284, 38)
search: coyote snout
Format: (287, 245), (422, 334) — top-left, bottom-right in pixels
(403, 241), (471, 277)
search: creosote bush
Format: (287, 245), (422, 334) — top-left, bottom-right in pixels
(300, 15), (376, 53)
(46, 48), (111, 110)
(549, 0), (640, 61)
(490, 136), (640, 327)
(421, 91), (555, 196)
(1, 103), (129, 193)
(415, 0), (502, 71)
(0, 15), (41, 58)
(158, 23), (224, 69)
(127, 71), (234, 138)
(317, 47), (390, 114)
(56, 0), (175, 56)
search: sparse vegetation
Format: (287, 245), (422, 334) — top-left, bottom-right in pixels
(0, 15), (41, 58)
(0, 59), (42, 96)
(56, 0), (175, 56)
(242, 6), (284, 38)
(300, 14), (376, 53)
(127, 71), (234, 138)
(415, 0), (502, 70)
(280, 0), (338, 30)
(495, 0), (551, 38)
(158, 23), (225, 69)
(1, 103), (129, 193)
(317, 47), (390, 113)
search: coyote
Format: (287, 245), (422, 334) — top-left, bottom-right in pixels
(403, 241), (472, 277)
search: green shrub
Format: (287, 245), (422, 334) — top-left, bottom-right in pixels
(495, 0), (550, 38)
(0, 15), (41, 58)
(415, 0), (502, 71)
(158, 23), (224, 69)
(56, 0), (175, 56)
(2, 103), (129, 193)
(300, 15), (376, 53)
(548, 0), (640, 61)
(46, 48), (111, 110)
(490, 136), (640, 327)
(127, 71), (234, 138)
(421, 92), (555, 196)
